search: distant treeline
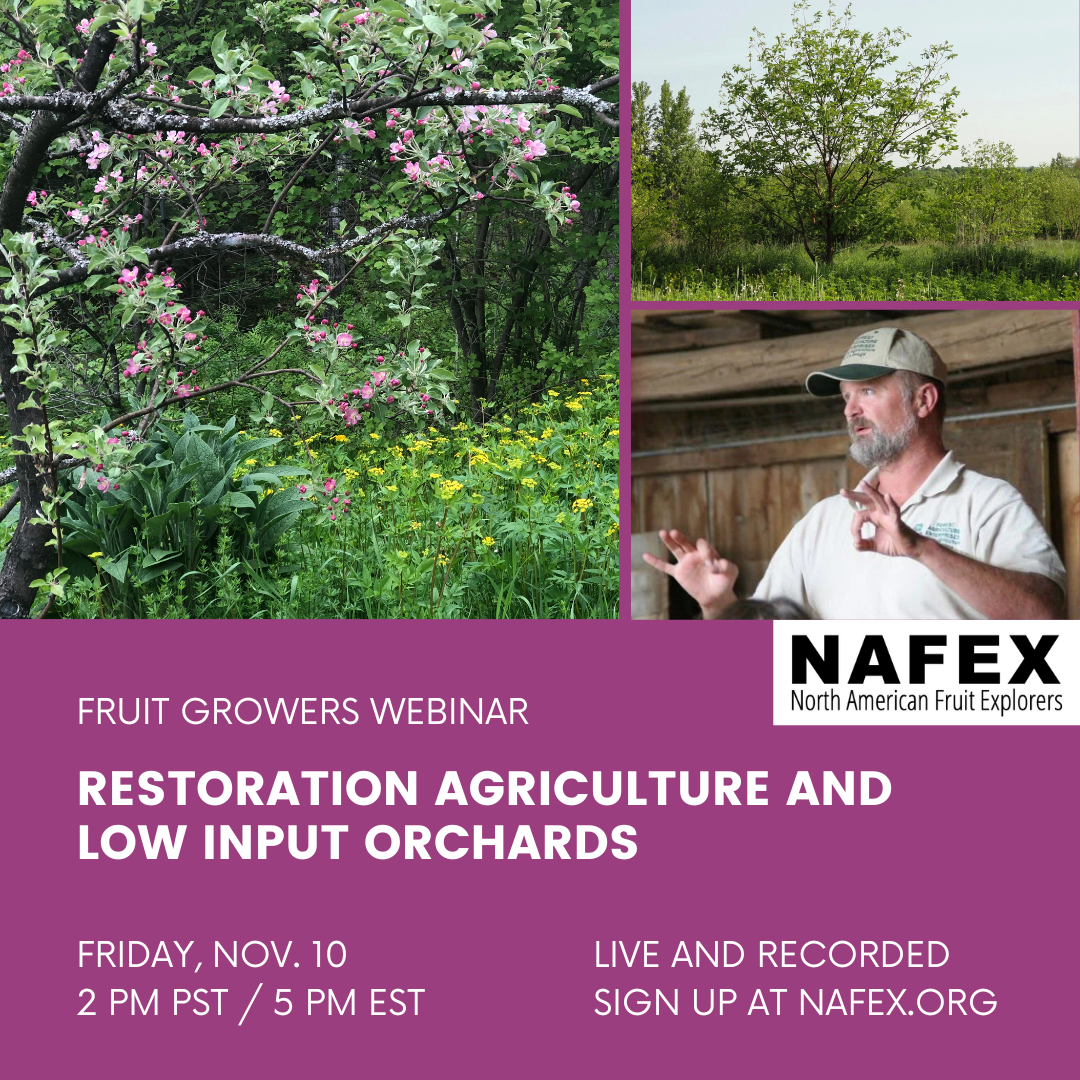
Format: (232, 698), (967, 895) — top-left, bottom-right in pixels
(632, 81), (1080, 262)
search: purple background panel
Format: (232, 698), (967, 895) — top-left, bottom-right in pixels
(2, 620), (1077, 1078)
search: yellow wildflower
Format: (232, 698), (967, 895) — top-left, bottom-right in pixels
(370, 433), (380, 440)
(385, 484), (398, 492)
(572, 498), (593, 513)
(89, 551), (104, 559)
(245, 459), (257, 465)
(520, 477), (538, 489)
(481, 536), (495, 547)
(409, 521), (422, 530)
(368, 467), (385, 476)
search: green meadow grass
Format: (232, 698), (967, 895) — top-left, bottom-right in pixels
(631, 241), (1079, 301)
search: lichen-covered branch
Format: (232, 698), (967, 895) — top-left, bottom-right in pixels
(0, 83), (619, 135)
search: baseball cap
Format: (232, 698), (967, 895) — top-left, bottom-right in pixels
(805, 327), (948, 397)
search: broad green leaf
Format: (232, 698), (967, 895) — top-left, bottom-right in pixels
(211, 30), (228, 68)
(422, 14), (450, 39)
(100, 551), (129, 582)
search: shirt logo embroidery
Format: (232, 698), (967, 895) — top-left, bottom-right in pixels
(913, 522), (961, 548)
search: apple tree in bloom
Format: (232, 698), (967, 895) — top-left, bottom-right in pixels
(0, 0), (618, 614)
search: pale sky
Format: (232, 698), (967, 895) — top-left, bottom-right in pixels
(631, 0), (1080, 166)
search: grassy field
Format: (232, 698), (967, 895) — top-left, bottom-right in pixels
(631, 240), (1079, 301)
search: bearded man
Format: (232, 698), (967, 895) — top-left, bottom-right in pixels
(643, 327), (1067, 619)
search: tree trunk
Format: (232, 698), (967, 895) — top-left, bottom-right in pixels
(0, 326), (52, 617)
(469, 214), (491, 421)
(0, 25), (116, 615)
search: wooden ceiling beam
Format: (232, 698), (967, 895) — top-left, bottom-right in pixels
(631, 310), (1075, 402)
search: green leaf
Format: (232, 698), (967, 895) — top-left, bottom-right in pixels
(421, 14), (450, 39)
(555, 104), (583, 119)
(188, 66), (215, 83)
(208, 98), (230, 120)
(247, 64), (273, 81)
(211, 29), (228, 68)
(142, 546), (178, 568)
(99, 551), (129, 582)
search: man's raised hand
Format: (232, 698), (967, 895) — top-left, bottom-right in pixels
(840, 482), (922, 559)
(642, 529), (739, 618)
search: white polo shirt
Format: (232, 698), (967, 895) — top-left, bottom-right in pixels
(752, 452), (1067, 619)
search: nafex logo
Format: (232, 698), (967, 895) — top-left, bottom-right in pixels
(791, 634), (1059, 685)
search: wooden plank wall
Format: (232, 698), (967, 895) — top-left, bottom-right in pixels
(1053, 431), (1079, 619)
(633, 417), (1077, 613)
